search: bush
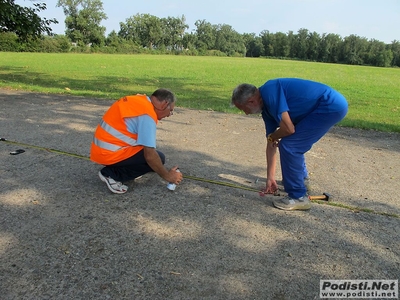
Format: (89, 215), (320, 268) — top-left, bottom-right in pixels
(0, 32), (20, 52)
(206, 50), (227, 56)
(52, 35), (71, 52)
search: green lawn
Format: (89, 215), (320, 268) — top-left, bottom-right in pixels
(1, 52), (399, 132)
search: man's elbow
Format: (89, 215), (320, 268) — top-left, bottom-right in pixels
(143, 147), (154, 160)
(287, 126), (295, 135)
(282, 124), (295, 135)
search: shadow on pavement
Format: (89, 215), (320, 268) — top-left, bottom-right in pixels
(1, 90), (399, 299)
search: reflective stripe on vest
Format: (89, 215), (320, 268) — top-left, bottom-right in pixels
(93, 120), (138, 152)
(92, 138), (122, 151)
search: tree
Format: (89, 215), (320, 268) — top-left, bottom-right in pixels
(194, 20), (216, 52)
(389, 40), (400, 67)
(105, 30), (119, 47)
(260, 30), (275, 56)
(376, 49), (393, 67)
(242, 33), (263, 57)
(161, 15), (188, 51)
(182, 31), (197, 51)
(119, 13), (163, 49)
(307, 31), (321, 61)
(293, 28), (309, 60)
(340, 34), (368, 65)
(0, 0), (58, 40)
(57, 0), (107, 46)
(274, 32), (290, 57)
(287, 30), (296, 58)
(319, 33), (342, 63)
(214, 24), (245, 56)
(364, 39), (389, 66)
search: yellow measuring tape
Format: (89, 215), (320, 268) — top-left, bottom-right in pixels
(1, 138), (398, 218)
(1, 138), (259, 192)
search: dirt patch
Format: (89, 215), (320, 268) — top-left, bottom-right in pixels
(1, 90), (399, 299)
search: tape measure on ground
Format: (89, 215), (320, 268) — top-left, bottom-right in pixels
(1, 137), (398, 218)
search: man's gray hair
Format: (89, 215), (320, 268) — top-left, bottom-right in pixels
(231, 83), (257, 105)
(152, 88), (176, 104)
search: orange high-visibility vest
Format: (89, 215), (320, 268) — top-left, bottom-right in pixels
(90, 95), (158, 165)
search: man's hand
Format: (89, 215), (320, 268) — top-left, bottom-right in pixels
(267, 134), (280, 148)
(260, 178), (278, 195)
(167, 166), (183, 184)
(144, 147), (183, 184)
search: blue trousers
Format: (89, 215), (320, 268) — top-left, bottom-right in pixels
(279, 107), (348, 198)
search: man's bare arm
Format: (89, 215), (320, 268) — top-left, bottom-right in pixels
(143, 147), (182, 184)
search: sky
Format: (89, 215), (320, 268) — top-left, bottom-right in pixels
(16, 0), (400, 43)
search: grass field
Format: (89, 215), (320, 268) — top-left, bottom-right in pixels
(0, 52), (399, 132)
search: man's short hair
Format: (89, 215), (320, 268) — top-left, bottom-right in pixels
(231, 83), (257, 105)
(152, 88), (176, 104)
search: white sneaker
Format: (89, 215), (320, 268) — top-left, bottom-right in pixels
(98, 171), (128, 194)
(273, 195), (311, 211)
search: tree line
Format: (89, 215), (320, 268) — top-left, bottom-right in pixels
(1, 0), (399, 67)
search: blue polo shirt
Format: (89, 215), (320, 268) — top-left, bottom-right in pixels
(260, 78), (347, 135)
(124, 115), (157, 148)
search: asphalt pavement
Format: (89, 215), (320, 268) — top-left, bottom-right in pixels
(1, 90), (399, 300)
